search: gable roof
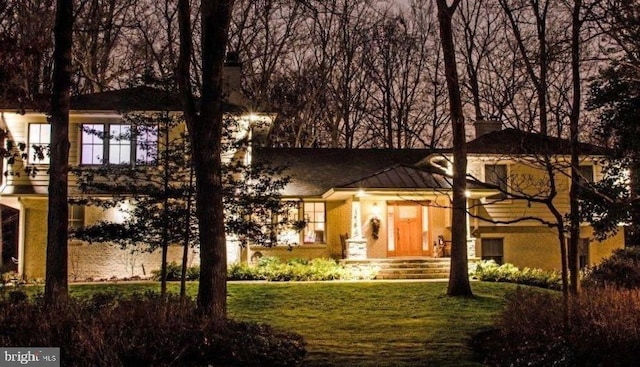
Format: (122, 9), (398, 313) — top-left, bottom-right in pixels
(254, 148), (433, 197)
(465, 128), (607, 155)
(0, 86), (245, 113)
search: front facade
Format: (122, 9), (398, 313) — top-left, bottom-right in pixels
(0, 90), (625, 280)
(246, 124), (624, 272)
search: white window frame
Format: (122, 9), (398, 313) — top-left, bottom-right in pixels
(68, 205), (85, 230)
(80, 123), (157, 166)
(303, 202), (326, 244)
(28, 123), (51, 164)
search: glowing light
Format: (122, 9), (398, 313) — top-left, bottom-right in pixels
(372, 202), (381, 217)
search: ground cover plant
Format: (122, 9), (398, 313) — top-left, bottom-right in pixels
(14, 281), (518, 367)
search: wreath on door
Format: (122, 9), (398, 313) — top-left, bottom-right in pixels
(370, 217), (381, 240)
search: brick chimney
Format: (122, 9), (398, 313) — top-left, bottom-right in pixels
(474, 120), (502, 138)
(222, 51), (248, 107)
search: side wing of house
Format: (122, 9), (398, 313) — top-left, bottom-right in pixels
(467, 154), (624, 271)
(0, 105), (265, 280)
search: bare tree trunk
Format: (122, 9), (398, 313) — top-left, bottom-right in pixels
(436, 0), (472, 297)
(568, 0), (583, 296)
(177, 0), (233, 321)
(180, 164), (195, 299)
(45, 0), (72, 306)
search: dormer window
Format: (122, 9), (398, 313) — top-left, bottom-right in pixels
(80, 123), (157, 165)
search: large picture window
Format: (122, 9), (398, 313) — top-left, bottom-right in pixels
(303, 202), (325, 244)
(28, 123), (51, 164)
(80, 123), (157, 165)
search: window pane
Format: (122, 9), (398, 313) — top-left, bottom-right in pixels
(578, 165), (594, 183)
(485, 164), (508, 200)
(81, 124), (104, 164)
(28, 124), (51, 164)
(109, 124), (131, 164)
(68, 205), (85, 230)
(481, 238), (504, 264)
(136, 125), (158, 164)
(303, 202), (325, 244)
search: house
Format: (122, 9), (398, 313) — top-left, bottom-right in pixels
(0, 85), (624, 280)
(0, 69), (272, 280)
(246, 121), (624, 272)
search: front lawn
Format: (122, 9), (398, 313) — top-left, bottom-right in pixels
(28, 281), (518, 366)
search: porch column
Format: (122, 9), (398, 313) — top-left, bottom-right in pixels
(346, 196), (367, 259)
(466, 198), (476, 258)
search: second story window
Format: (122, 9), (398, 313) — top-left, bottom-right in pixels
(485, 164), (509, 200)
(81, 123), (157, 165)
(28, 123), (51, 164)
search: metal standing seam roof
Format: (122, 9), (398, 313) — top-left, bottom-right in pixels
(337, 164), (453, 189)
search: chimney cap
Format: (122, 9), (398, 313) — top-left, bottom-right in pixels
(474, 120), (502, 138)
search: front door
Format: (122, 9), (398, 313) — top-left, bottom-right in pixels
(393, 203), (423, 256)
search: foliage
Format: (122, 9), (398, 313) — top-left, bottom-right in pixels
(151, 262), (200, 281)
(583, 247), (640, 289)
(587, 0), (640, 243)
(472, 287), (640, 367)
(227, 257), (376, 281)
(0, 292), (306, 367)
(472, 260), (562, 290)
(71, 113), (300, 250)
(70, 113), (197, 252)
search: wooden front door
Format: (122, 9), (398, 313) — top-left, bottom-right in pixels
(393, 203), (423, 256)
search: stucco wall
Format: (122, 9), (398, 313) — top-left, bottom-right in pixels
(22, 199), (48, 280)
(478, 226), (623, 271)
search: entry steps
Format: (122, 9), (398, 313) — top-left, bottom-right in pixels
(341, 258), (451, 280)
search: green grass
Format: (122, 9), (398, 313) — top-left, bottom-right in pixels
(20, 281), (519, 366)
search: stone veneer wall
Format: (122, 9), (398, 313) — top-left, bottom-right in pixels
(68, 243), (199, 281)
(20, 198), (201, 281)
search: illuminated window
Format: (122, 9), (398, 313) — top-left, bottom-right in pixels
(28, 123), (51, 164)
(81, 123), (157, 165)
(303, 202), (325, 244)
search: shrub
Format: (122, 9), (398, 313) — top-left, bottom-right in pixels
(583, 247), (640, 289)
(472, 260), (562, 290)
(472, 287), (640, 367)
(151, 262), (200, 281)
(0, 292), (306, 367)
(226, 257), (372, 281)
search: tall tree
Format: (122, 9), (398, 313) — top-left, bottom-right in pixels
(436, 0), (473, 297)
(44, 0), (72, 305)
(588, 0), (640, 245)
(176, 0), (234, 320)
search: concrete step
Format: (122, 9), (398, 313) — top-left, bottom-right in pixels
(341, 258), (451, 280)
